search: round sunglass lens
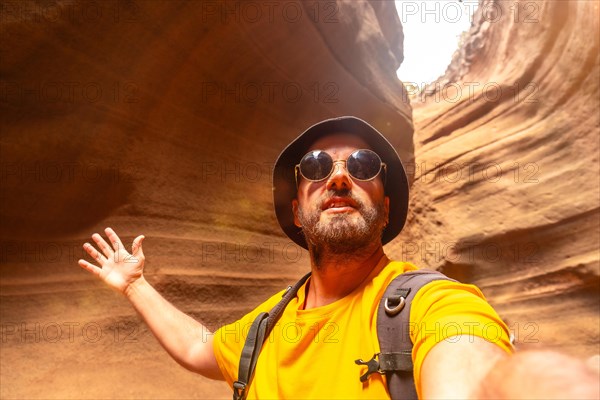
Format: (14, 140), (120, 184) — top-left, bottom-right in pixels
(347, 150), (381, 180)
(300, 151), (333, 181)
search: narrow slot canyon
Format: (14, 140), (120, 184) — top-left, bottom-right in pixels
(1, 1), (598, 398)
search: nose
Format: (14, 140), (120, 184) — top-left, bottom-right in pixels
(326, 160), (353, 191)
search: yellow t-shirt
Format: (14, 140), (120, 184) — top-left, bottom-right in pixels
(213, 259), (512, 399)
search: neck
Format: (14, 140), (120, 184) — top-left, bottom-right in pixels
(304, 242), (388, 309)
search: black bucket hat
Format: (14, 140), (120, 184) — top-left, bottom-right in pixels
(273, 116), (409, 249)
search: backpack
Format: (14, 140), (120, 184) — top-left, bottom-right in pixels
(232, 269), (454, 400)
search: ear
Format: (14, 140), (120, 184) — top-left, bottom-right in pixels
(292, 199), (302, 227)
(384, 196), (390, 225)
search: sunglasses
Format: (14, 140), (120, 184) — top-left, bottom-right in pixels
(295, 149), (386, 186)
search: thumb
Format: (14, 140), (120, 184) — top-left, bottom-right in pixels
(131, 235), (145, 258)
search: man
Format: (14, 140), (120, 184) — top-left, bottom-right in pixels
(77, 117), (593, 399)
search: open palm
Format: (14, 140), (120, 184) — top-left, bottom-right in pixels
(78, 227), (146, 295)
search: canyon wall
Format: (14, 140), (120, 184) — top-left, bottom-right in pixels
(394, 0), (599, 358)
(0, 1), (410, 398)
(1, 0), (598, 398)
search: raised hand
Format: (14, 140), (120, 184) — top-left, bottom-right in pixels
(78, 227), (146, 295)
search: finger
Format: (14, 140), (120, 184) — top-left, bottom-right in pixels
(92, 233), (114, 258)
(78, 259), (103, 278)
(131, 235), (145, 257)
(83, 243), (107, 264)
(105, 227), (125, 253)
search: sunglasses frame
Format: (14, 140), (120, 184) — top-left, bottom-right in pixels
(294, 148), (387, 188)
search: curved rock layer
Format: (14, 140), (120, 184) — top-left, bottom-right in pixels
(1, 0), (599, 399)
(0, 1), (410, 398)
(393, 0), (599, 358)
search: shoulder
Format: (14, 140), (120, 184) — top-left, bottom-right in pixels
(212, 282), (297, 385)
(408, 277), (513, 396)
(371, 259), (420, 287)
(411, 279), (489, 320)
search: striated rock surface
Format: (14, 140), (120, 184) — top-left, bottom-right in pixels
(1, 0), (598, 398)
(0, 1), (410, 398)
(392, 0), (599, 358)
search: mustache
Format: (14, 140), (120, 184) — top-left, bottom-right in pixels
(317, 189), (363, 210)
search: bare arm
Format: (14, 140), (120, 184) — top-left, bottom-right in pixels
(78, 227), (223, 380)
(477, 349), (600, 400)
(420, 335), (507, 399)
(421, 336), (600, 399)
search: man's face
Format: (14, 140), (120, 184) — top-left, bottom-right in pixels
(292, 133), (390, 254)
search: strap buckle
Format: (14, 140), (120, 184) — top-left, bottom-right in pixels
(282, 285), (292, 297)
(354, 353), (384, 382)
(233, 381), (246, 400)
(384, 288), (410, 316)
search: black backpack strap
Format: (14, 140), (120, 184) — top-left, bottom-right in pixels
(233, 312), (268, 400)
(233, 272), (311, 400)
(266, 272), (311, 334)
(356, 269), (455, 399)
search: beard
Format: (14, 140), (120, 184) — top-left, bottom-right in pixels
(296, 189), (387, 256)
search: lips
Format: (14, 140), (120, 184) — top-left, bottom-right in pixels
(322, 196), (358, 211)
